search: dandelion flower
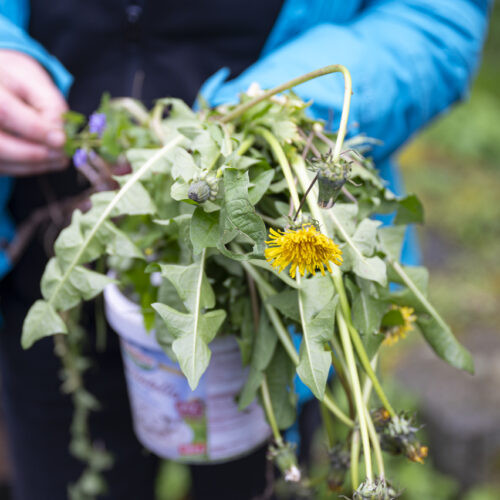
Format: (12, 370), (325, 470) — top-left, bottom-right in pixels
(265, 224), (342, 278)
(383, 306), (416, 346)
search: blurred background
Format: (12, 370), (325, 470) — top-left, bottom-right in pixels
(1, 5), (499, 500)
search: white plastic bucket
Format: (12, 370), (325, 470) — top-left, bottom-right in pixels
(104, 283), (271, 463)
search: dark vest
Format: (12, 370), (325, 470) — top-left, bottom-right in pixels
(4, 0), (283, 303)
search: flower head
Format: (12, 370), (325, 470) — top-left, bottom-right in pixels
(383, 306), (416, 346)
(89, 112), (107, 137)
(265, 224), (342, 278)
(73, 148), (88, 168)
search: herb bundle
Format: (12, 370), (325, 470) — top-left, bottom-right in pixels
(22, 65), (473, 499)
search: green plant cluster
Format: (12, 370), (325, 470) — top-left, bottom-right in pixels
(22, 66), (473, 499)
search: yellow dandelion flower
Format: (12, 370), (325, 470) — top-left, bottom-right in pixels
(264, 224), (343, 279)
(383, 306), (417, 346)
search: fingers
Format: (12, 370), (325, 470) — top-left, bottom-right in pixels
(0, 86), (66, 148)
(0, 158), (69, 176)
(0, 129), (67, 164)
(20, 70), (68, 123)
(0, 50), (68, 123)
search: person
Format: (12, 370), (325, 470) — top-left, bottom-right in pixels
(0, 1), (492, 499)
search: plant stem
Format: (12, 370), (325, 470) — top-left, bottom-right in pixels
(362, 362), (385, 479)
(323, 388), (355, 428)
(320, 401), (336, 449)
(330, 271), (396, 418)
(261, 375), (283, 445)
(337, 310), (373, 481)
(350, 430), (360, 490)
(220, 65), (352, 159)
(330, 349), (355, 419)
(256, 126), (301, 210)
(293, 172), (319, 222)
(237, 135), (255, 156)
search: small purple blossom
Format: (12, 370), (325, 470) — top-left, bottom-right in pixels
(88, 112), (107, 137)
(73, 148), (88, 168)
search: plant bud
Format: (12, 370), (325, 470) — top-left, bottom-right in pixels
(187, 173), (219, 203)
(188, 180), (211, 203)
(315, 157), (350, 209)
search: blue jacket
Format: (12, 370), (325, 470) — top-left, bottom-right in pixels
(0, 0), (492, 278)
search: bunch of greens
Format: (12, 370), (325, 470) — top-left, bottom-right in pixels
(22, 65), (473, 499)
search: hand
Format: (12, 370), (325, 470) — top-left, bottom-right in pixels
(0, 49), (69, 176)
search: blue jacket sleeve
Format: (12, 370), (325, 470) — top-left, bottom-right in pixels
(203, 0), (490, 162)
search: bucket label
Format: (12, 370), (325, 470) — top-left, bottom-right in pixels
(120, 336), (270, 463)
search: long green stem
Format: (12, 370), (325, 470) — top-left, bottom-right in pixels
(256, 126), (301, 210)
(337, 310), (373, 481)
(350, 430), (360, 490)
(236, 135), (255, 156)
(261, 375), (283, 445)
(320, 401), (335, 449)
(362, 355), (385, 479)
(220, 65), (352, 161)
(331, 272), (396, 418)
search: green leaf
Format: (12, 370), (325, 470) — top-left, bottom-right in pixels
(329, 204), (358, 236)
(265, 344), (297, 429)
(99, 221), (144, 260)
(389, 261), (473, 373)
(381, 309), (405, 328)
(417, 315), (474, 373)
(351, 219), (382, 256)
(222, 168), (267, 254)
(41, 259), (115, 310)
(54, 211), (103, 267)
(349, 279), (386, 335)
(190, 208), (220, 254)
(90, 181), (157, 216)
(192, 130), (220, 170)
(171, 147), (200, 182)
(247, 258), (300, 289)
(297, 275), (337, 400)
(267, 290), (300, 322)
(386, 265), (429, 309)
(22, 300), (68, 349)
(152, 250), (226, 388)
(153, 303), (226, 388)
(351, 253), (387, 286)
(156, 261), (214, 312)
(239, 309), (278, 409)
(394, 194), (424, 225)
(378, 226), (406, 261)
(248, 169), (275, 205)
(170, 180), (189, 201)
(126, 148), (171, 176)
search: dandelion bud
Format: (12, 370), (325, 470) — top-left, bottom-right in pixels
(187, 173), (219, 203)
(353, 478), (400, 500)
(314, 156), (350, 209)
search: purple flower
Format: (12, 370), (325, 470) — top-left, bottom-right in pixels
(73, 148), (88, 168)
(89, 112), (107, 137)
